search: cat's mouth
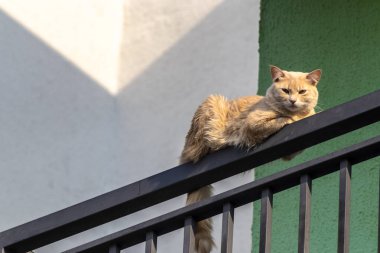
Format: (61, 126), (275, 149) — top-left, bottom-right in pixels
(287, 103), (300, 111)
(286, 101), (309, 112)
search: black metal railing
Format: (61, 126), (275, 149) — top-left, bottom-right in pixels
(1, 89), (380, 253)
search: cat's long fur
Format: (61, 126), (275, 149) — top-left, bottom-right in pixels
(180, 66), (321, 253)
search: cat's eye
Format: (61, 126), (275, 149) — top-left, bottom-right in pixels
(282, 88), (290, 94)
(299, 89), (307, 94)
(274, 78), (280, 82)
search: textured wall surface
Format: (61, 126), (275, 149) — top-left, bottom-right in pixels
(0, 1), (260, 252)
(254, 0), (380, 252)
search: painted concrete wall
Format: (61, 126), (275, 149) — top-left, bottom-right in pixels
(0, 1), (260, 252)
(1, 0), (124, 94)
(254, 1), (380, 252)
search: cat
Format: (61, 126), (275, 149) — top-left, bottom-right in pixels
(180, 65), (321, 253)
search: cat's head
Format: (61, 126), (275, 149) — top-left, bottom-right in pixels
(266, 65), (321, 114)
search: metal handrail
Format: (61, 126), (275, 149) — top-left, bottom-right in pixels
(64, 136), (380, 252)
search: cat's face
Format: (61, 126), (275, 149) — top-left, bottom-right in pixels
(266, 66), (321, 114)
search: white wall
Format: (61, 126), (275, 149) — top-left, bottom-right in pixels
(0, 1), (260, 252)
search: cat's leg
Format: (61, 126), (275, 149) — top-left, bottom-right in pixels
(240, 115), (294, 147)
(251, 115), (293, 134)
(252, 116), (306, 161)
(255, 116), (304, 160)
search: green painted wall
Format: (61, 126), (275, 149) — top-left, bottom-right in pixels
(253, 0), (380, 252)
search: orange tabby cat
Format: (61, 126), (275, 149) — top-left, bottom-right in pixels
(180, 65), (321, 253)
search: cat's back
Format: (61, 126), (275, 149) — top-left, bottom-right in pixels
(230, 95), (264, 114)
(202, 94), (263, 118)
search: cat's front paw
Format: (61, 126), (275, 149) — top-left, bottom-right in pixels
(279, 116), (294, 126)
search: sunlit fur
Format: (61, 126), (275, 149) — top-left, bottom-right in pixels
(180, 66), (321, 253)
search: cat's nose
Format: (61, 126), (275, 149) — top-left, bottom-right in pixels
(289, 99), (296, 104)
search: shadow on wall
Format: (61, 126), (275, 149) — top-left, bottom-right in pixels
(117, 0), (259, 175)
(0, 9), (119, 227)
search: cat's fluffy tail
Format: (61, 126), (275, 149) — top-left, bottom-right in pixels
(186, 185), (215, 253)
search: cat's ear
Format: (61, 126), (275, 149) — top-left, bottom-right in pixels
(306, 69), (322, 85)
(270, 65), (285, 82)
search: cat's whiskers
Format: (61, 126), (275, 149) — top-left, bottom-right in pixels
(314, 105), (324, 112)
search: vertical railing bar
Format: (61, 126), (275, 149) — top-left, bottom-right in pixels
(109, 244), (120, 253)
(298, 174), (312, 253)
(183, 216), (196, 253)
(145, 231), (157, 253)
(259, 188), (273, 253)
(221, 202), (234, 253)
(337, 159), (352, 253)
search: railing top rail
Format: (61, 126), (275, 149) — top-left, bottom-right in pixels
(64, 135), (380, 253)
(1, 89), (380, 252)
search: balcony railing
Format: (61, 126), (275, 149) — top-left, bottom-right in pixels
(1, 89), (380, 253)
